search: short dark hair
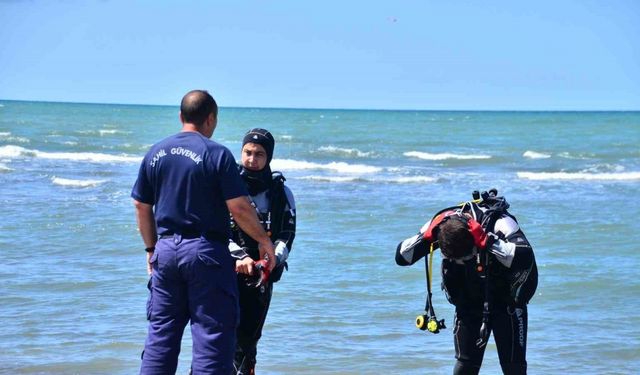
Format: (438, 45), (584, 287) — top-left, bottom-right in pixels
(180, 90), (218, 127)
(437, 217), (474, 259)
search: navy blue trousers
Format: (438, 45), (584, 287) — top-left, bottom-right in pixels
(141, 235), (239, 375)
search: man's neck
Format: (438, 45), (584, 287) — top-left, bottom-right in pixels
(181, 123), (200, 133)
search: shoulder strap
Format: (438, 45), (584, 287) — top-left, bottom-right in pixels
(268, 171), (288, 238)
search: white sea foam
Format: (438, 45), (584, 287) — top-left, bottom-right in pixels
(51, 177), (107, 187)
(301, 175), (437, 184)
(517, 171), (640, 181)
(392, 176), (438, 183)
(0, 145), (31, 158)
(0, 145), (141, 163)
(99, 129), (129, 136)
(317, 146), (373, 158)
(558, 152), (592, 160)
(280, 135), (293, 140)
(0, 163), (13, 172)
(271, 158), (382, 174)
(404, 151), (491, 160)
(301, 176), (362, 183)
(0, 132), (29, 143)
(523, 150), (551, 159)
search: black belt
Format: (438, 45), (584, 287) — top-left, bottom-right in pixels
(159, 230), (228, 243)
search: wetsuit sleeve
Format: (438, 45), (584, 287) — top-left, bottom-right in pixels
(131, 155), (155, 204)
(492, 216), (535, 270)
(504, 228), (535, 270)
(274, 186), (296, 265)
(395, 220), (432, 266)
(229, 239), (250, 260)
(493, 215), (538, 304)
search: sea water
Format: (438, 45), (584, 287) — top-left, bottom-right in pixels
(0, 101), (638, 374)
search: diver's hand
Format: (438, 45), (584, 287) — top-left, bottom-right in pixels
(236, 257), (255, 275)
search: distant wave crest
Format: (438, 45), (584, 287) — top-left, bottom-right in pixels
(0, 145), (141, 163)
(271, 158), (382, 174)
(523, 150), (551, 159)
(99, 129), (130, 136)
(51, 177), (107, 187)
(317, 146), (373, 158)
(404, 151), (491, 160)
(0, 132), (30, 143)
(301, 176), (364, 183)
(301, 175), (437, 184)
(517, 171), (640, 181)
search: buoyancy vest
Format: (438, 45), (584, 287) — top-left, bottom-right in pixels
(231, 171), (288, 256)
(440, 192), (538, 309)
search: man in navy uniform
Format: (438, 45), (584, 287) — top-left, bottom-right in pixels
(132, 90), (275, 375)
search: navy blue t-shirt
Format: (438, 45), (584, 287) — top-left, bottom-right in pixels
(131, 131), (248, 237)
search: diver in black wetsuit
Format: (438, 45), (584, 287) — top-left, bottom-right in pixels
(230, 128), (296, 375)
(396, 192), (537, 375)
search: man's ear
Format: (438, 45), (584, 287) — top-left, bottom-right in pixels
(209, 113), (218, 130)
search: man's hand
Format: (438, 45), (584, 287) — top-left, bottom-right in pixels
(236, 257), (255, 275)
(146, 250), (154, 275)
(258, 240), (276, 271)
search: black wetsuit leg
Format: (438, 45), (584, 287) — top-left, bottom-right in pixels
(452, 310), (487, 375)
(493, 305), (528, 375)
(234, 280), (273, 374)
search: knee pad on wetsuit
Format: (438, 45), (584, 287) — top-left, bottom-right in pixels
(500, 362), (527, 375)
(453, 360), (481, 375)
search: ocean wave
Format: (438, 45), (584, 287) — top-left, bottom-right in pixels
(0, 132), (30, 143)
(300, 175), (437, 184)
(0, 145), (141, 163)
(51, 177), (107, 187)
(392, 176), (438, 183)
(301, 176), (364, 183)
(517, 171), (640, 181)
(99, 129), (130, 136)
(523, 151), (551, 159)
(404, 151), (491, 160)
(271, 158), (382, 174)
(0, 163), (13, 172)
(558, 152), (593, 160)
(317, 146), (374, 158)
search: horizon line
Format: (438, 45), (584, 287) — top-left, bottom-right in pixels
(1, 98), (639, 113)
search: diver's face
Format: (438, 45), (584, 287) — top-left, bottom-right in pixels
(242, 143), (268, 171)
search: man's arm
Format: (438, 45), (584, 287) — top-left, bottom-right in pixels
(133, 199), (157, 275)
(226, 196), (276, 270)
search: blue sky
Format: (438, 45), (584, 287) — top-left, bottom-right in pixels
(0, 0), (638, 110)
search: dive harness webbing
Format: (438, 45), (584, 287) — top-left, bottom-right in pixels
(418, 189), (508, 347)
